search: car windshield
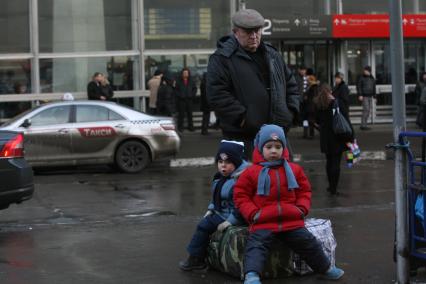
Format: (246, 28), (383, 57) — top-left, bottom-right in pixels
(1, 106), (42, 127)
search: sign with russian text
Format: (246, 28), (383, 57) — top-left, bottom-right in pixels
(332, 14), (426, 38)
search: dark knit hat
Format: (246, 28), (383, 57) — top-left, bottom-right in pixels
(215, 140), (244, 168)
(255, 124), (287, 151)
(364, 66), (372, 72)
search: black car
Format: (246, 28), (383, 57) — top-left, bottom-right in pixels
(0, 131), (34, 209)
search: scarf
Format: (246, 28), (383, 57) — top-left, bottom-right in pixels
(257, 159), (299, 196)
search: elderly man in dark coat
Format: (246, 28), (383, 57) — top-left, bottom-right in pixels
(206, 9), (300, 157)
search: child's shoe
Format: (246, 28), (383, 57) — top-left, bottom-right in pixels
(179, 255), (207, 271)
(244, 271), (261, 284)
(320, 266), (344, 280)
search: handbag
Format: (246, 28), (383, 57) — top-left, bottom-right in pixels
(332, 99), (353, 137)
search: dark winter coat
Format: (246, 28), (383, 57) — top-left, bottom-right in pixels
(315, 99), (354, 155)
(357, 75), (376, 97)
(101, 84), (114, 101)
(234, 147), (311, 233)
(175, 77), (197, 100)
(200, 73), (210, 112)
(87, 81), (103, 100)
(207, 35), (300, 138)
(156, 83), (175, 116)
(302, 83), (319, 121)
(332, 81), (350, 114)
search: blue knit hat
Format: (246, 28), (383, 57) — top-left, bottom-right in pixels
(215, 140), (244, 168)
(255, 124), (287, 151)
(254, 125), (299, 193)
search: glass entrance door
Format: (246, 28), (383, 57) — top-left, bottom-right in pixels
(277, 41), (332, 84)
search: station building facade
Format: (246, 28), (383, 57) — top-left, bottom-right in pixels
(0, 0), (425, 120)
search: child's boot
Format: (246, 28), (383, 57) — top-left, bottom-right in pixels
(244, 271), (261, 284)
(320, 265), (344, 280)
(179, 255), (206, 271)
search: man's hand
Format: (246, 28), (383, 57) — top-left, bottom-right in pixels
(217, 221), (231, 232)
(203, 210), (213, 218)
(100, 96), (107, 101)
(358, 96), (363, 102)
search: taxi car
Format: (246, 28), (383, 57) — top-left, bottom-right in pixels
(0, 101), (180, 173)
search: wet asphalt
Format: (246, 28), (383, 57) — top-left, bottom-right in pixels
(0, 124), (425, 283)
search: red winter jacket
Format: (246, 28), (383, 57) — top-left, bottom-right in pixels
(233, 148), (311, 233)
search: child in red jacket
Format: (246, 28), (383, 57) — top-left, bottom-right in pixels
(234, 124), (344, 284)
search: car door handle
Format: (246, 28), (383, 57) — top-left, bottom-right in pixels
(57, 128), (69, 134)
(115, 124), (125, 129)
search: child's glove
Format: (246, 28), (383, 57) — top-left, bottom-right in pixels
(203, 210), (213, 218)
(217, 221), (231, 232)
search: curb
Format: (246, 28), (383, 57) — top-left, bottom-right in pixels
(169, 151), (387, 168)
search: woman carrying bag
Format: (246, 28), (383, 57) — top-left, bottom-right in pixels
(315, 84), (354, 196)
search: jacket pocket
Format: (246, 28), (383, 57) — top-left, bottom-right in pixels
(256, 204), (279, 224)
(281, 203), (304, 221)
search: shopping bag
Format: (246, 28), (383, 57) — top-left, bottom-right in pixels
(332, 100), (352, 137)
(291, 218), (337, 275)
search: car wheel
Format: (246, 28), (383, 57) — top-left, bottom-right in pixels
(115, 141), (150, 173)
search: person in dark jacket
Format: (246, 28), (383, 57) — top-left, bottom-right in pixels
(200, 72), (210, 135)
(415, 72), (426, 128)
(175, 68), (197, 132)
(207, 9), (300, 157)
(87, 72), (106, 100)
(100, 76), (114, 101)
(156, 74), (175, 117)
(302, 75), (319, 139)
(315, 84), (354, 196)
(357, 66), (376, 130)
(332, 72), (350, 115)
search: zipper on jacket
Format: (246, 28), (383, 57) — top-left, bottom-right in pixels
(275, 169), (283, 231)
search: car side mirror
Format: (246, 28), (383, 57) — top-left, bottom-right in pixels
(21, 119), (31, 128)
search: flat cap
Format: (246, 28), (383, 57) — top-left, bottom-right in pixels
(232, 9), (265, 29)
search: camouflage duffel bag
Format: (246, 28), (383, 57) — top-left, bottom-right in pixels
(206, 226), (293, 280)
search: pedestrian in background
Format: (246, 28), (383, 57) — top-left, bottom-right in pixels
(295, 65), (308, 98)
(315, 84), (354, 196)
(148, 69), (163, 115)
(87, 72), (106, 100)
(156, 74), (175, 117)
(302, 75), (319, 139)
(100, 76), (114, 101)
(175, 68), (197, 132)
(415, 72), (426, 129)
(200, 72), (210, 135)
(332, 72), (350, 115)
(207, 9), (300, 158)
(357, 66), (376, 130)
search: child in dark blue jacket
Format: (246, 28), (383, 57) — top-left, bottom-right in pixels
(179, 140), (249, 271)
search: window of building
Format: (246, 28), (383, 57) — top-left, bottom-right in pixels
(342, 0), (415, 14)
(0, 60), (31, 94)
(373, 42), (391, 85)
(144, 0), (230, 49)
(247, 0), (336, 16)
(0, 0), (30, 53)
(38, 0), (134, 53)
(346, 41), (370, 85)
(39, 56), (137, 93)
(145, 53), (210, 88)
